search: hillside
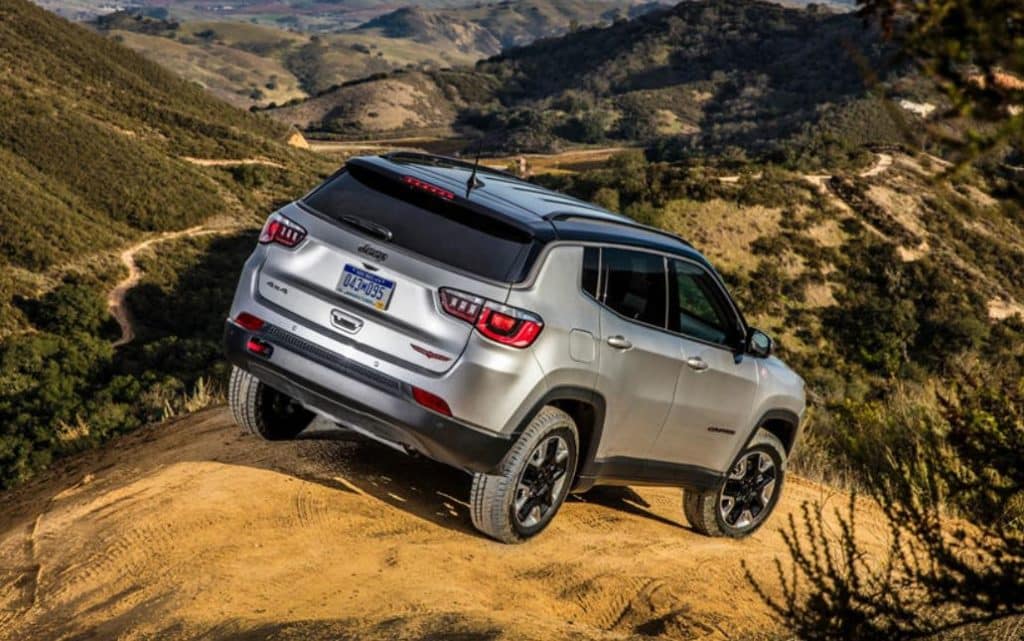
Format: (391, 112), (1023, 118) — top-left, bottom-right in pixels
(271, 0), (915, 162)
(0, 0), (332, 488)
(0, 0), (315, 279)
(0, 405), (889, 641)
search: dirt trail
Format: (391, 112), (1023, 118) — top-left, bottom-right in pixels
(0, 407), (890, 641)
(181, 157), (285, 168)
(858, 152), (893, 178)
(107, 227), (224, 347)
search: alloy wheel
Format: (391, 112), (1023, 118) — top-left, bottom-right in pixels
(719, 450), (778, 530)
(513, 434), (571, 528)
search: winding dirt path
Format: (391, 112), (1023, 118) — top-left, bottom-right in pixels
(181, 157), (284, 169)
(107, 226), (224, 347)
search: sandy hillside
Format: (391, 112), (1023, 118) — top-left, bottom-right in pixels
(0, 408), (888, 641)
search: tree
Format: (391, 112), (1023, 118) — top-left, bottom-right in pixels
(859, 0), (1023, 163)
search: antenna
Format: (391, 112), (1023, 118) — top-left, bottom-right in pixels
(465, 137), (484, 198)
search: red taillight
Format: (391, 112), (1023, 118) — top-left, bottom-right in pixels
(438, 288), (543, 348)
(402, 175), (455, 200)
(259, 214), (306, 247)
(476, 306), (544, 348)
(234, 312), (265, 331)
(412, 386), (452, 416)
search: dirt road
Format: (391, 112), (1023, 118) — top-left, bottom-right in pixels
(0, 407), (888, 641)
(107, 227), (225, 347)
(181, 157), (285, 169)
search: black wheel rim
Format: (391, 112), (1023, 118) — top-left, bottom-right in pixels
(514, 435), (570, 528)
(264, 388), (307, 423)
(719, 450), (778, 530)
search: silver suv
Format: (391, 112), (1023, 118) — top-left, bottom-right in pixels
(224, 153), (806, 543)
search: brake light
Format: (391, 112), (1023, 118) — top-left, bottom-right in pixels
(476, 306), (544, 348)
(259, 214), (306, 247)
(412, 386), (452, 416)
(402, 175), (455, 201)
(234, 312), (265, 331)
(438, 287), (543, 348)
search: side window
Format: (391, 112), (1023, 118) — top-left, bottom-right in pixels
(600, 248), (667, 328)
(582, 247), (600, 297)
(669, 259), (736, 345)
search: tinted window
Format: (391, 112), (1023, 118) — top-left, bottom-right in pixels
(600, 248), (667, 328)
(582, 247), (599, 297)
(669, 259), (735, 345)
(304, 167), (535, 282)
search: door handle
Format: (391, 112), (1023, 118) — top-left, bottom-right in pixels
(607, 335), (632, 350)
(685, 356), (709, 371)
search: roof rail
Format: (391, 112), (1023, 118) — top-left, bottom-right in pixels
(381, 151), (519, 180)
(547, 212), (693, 248)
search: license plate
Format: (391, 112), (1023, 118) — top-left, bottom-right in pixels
(337, 264), (395, 311)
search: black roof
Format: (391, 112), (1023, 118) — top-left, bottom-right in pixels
(349, 153), (711, 267)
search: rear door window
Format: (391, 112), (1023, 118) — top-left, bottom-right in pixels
(598, 248), (667, 328)
(303, 167), (536, 282)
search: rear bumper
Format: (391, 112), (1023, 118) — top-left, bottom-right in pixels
(224, 321), (515, 474)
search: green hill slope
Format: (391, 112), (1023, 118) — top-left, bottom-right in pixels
(0, 0), (322, 277)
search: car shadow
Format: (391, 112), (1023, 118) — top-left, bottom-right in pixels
(576, 485), (693, 531)
(285, 422), (480, 537)
(283, 421), (695, 536)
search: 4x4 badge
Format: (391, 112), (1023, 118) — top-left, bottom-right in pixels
(410, 343), (450, 362)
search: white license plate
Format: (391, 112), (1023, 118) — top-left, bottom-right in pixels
(337, 264), (395, 311)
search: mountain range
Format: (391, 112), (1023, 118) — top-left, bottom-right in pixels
(86, 1), (668, 108)
(268, 0), (923, 160)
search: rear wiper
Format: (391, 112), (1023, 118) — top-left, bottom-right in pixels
(340, 214), (393, 242)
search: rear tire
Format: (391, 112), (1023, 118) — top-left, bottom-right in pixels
(228, 366), (313, 441)
(683, 429), (786, 538)
(470, 406), (578, 543)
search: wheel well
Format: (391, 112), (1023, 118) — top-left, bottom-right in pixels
(760, 416), (797, 454)
(548, 399), (598, 478)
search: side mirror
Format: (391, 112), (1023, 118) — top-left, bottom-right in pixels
(747, 328), (773, 358)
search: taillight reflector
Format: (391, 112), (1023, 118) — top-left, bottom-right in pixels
(234, 312), (265, 331)
(259, 214), (307, 247)
(246, 338), (273, 357)
(402, 175), (455, 200)
(412, 386), (452, 416)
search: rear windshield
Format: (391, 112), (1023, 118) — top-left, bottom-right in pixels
(303, 167), (536, 282)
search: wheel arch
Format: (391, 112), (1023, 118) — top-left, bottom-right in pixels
(511, 387), (606, 490)
(750, 408), (801, 455)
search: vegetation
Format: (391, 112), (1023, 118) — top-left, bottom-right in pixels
(751, 2), (1024, 639)
(859, 0), (1024, 165)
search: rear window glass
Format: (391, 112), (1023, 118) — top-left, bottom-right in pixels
(303, 167), (535, 282)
